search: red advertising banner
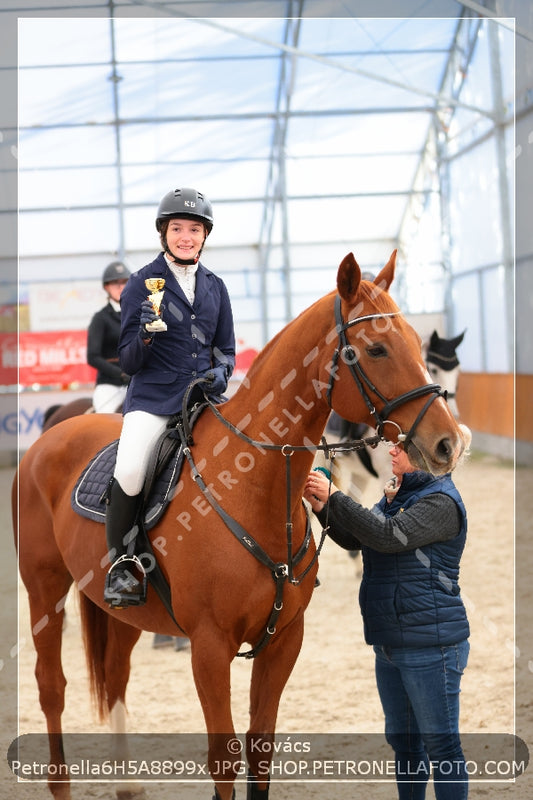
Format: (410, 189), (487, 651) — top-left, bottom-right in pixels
(0, 330), (96, 387)
(0, 333), (17, 385)
(0, 331), (258, 389)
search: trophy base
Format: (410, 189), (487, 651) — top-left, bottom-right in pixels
(145, 319), (167, 332)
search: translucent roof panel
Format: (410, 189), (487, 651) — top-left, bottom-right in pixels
(14, 11), (515, 333)
(115, 16), (288, 61)
(116, 57), (281, 119)
(17, 15), (467, 255)
(286, 152), (418, 196)
(293, 17), (459, 110)
(288, 112), (430, 158)
(19, 65), (115, 127)
(17, 17), (111, 65)
(119, 119), (274, 165)
(287, 195), (406, 242)
(297, 16), (458, 52)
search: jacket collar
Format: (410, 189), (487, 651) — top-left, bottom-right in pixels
(150, 251), (211, 307)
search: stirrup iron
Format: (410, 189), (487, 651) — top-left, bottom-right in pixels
(104, 554), (147, 609)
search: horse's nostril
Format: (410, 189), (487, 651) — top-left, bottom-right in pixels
(436, 437), (453, 462)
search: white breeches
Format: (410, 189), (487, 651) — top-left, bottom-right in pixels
(113, 410), (170, 496)
(93, 383), (128, 413)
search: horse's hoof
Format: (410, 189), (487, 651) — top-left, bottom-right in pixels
(116, 789), (147, 800)
(212, 788), (236, 800)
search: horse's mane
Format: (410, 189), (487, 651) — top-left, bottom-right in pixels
(241, 290), (335, 385)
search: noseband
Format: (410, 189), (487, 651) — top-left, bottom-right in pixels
(327, 295), (446, 449)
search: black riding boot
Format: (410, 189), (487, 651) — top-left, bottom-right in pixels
(103, 478), (146, 609)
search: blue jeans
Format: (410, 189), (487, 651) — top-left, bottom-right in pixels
(374, 640), (470, 800)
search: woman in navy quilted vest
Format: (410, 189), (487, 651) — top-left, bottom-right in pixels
(104, 187), (235, 609)
(304, 433), (471, 800)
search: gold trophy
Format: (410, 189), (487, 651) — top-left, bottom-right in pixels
(144, 278), (167, 331)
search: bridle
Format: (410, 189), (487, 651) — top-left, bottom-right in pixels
(327, 295), (447, 449)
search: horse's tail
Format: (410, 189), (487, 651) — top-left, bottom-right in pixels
(78, 590), (110, 722)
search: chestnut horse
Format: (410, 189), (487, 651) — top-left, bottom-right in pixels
(13, 252), (465, 800)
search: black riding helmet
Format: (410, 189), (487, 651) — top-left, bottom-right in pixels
(156, 188), (213, 265)
(155, 188), (214, 234)
(102, 261), (131, 285)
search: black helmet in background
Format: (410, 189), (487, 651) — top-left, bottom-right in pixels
(155, 188), (214, 234)
(102, 261), (131, 285)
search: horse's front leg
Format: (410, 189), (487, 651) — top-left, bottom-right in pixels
(190, 631), (238, 800)
(246, 609), (306, 799)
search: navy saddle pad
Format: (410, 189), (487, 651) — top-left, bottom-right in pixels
(71, 432), (185, 531)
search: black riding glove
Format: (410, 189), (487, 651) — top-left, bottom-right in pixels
(139, 300), (158, 339)
(200, 366), (228, 396)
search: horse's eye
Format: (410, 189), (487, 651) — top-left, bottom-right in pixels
(366, 344), (387, 358)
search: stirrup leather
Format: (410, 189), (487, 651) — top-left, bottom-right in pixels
(104, 554), (147, 609)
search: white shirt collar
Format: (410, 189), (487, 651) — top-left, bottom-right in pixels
(164, 253), (198, 304)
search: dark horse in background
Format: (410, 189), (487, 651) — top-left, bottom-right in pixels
(14, 252), (467, 800)
(41, 397), (94, 431)
(42, 395), (125, 433)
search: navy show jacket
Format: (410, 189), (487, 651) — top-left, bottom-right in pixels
(118, 252), (235, 416)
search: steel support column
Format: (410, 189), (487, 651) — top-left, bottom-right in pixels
(258, 3), (303, 345)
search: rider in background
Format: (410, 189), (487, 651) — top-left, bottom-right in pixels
(103, 187), (236, 610)
(87, 261), (131, 413)
(304, 432), (471, 800)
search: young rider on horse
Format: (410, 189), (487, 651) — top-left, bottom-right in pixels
(104, 187), (236, 609)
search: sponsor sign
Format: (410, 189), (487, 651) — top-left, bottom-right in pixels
(0, 330), (96, 388)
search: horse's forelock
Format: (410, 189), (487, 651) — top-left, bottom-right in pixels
(346, 278), (399, 321)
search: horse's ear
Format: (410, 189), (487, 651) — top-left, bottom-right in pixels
(372, 249), (397, 292)
(429, 330), (440, 347)
(451, 329), (466, 348)
(337, 253), (361, 303)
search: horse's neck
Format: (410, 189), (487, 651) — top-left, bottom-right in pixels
(230, 376), (328, 446)
(223, 311), (334, 479)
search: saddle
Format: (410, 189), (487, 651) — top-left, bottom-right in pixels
(71, 402), (206, 527)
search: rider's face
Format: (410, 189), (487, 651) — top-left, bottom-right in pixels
(165, 218), (206, 263)
(104, 279), (128, 303)
(388, 445), (414, 480)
